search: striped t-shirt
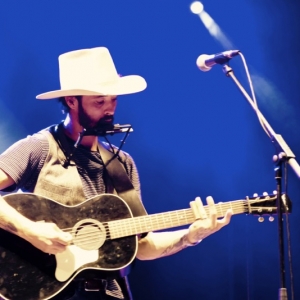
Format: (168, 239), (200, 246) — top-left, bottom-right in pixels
(0, 132), (142, 199)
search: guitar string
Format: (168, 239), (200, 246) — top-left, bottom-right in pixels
(61, 200), (274, 246)
(62, 206), (276, 247)
(62, 196), (272, 235)
(60, 202), (253, 246)
(62, 200), (270, 245)
(60, 201), (247, 235)
(66, 208), (276, 247)
(62, 198), (276, 246)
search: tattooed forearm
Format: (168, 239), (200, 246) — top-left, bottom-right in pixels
(0, 198), (29, 237)
(137, 230), (202, 260)
(160, 235), (189, 257)
(0, 220), (18, 234)
(4, 222), (18, 233)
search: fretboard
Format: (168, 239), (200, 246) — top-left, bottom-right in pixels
(108, 199), (247, 239)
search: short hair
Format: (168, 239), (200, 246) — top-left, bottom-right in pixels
(58, 96), (82, 114)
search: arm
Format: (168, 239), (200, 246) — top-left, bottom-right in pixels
(136, 229), (194, 260)
(0, 191), (71, 254)
(0, 137), (72, 254)
(136, 196), (232, 260)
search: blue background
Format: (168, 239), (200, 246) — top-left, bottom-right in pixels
(1, 1), (300, 299)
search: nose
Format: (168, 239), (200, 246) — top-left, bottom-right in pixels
(104, 97), (117, 115)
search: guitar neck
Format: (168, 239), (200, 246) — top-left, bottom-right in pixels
(108, 199), (247, 239)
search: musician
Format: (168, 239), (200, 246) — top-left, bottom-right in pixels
(0, 47), (232, 300)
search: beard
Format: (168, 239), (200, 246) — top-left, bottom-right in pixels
(78, 102), (114, 134)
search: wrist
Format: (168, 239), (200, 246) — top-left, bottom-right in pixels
(183, 234), (202, 247)
(19, 219), (37, 240)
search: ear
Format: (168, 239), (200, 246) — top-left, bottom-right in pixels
(64, 96), (78, 110)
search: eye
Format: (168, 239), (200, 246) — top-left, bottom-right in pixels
(94, 98), (104, 105)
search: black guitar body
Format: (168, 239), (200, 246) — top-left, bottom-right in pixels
(0, 191), (280, 300)
(0, 193), (137, 300)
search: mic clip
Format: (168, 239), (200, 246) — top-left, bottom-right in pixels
(83, 124), (133, 136)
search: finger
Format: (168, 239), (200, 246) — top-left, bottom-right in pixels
(195, 196), (207, 219)
(55, 245), (68, 253)
(49, 246), (67, 254)
(52, 241), (69, 252)
(55, 233), (73, 245)
(218, 209), (232, 227)
(52, 224), (72, 238)
(206, 196), (217, 228)
(52, 223), (62, 232)
(44, 241), (68, 254)
(190, 198), (201, 220)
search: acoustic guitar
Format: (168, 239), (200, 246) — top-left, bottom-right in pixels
(0, 192), (284, 300)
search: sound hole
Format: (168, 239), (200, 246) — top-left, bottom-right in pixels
(72, 219), (106, 250)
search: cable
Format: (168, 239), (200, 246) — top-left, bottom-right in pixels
(238, 52), (271, 138)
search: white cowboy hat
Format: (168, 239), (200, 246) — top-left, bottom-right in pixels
(36, 47), (147, 99)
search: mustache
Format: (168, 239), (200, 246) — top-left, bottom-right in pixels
(83, 115), (115, 136)
(91, 115), (115, 131)
(98, 115), (114, 123)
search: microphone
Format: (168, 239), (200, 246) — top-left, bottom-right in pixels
(83, 124), (133, 136)
(196, 50), (240, 72)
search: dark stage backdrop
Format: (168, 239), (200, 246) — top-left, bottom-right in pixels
(1, 1), (300, 299)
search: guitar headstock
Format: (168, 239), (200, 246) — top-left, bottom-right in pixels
(247, 193), (292, 219)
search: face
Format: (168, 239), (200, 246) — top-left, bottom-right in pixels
(77, 95), (117, 130)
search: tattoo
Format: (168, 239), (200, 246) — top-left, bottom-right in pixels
(0, 220), (18, 234)
(160, 235), (189, 257)
(0, 216), (18, 234)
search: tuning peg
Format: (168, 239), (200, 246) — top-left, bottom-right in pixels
(269, 216), (274, 222)
(258, 217), (264, 222)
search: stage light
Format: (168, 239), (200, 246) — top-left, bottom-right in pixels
(190, 1), (204, 14)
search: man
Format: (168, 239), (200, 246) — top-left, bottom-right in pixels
(0, 47), (232, 300)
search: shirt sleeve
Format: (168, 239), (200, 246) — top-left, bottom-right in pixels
(0, 133), (49, 192)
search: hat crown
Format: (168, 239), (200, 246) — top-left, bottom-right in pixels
(59, 47), (119, 90)
(36, 46), (147, 99)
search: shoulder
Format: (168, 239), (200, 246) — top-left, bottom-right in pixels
(1, 131), (49, 155)
(30, 124), (60, 147)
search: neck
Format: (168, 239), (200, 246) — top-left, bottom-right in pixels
(63, 114), (99, 151)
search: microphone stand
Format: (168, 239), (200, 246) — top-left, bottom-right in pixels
(222, 64), (300, 300)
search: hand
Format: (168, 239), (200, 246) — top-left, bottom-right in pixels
(23, 222), (73, 254)
(186, 196), (232, 244)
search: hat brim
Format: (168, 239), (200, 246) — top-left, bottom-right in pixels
(36, 75), (147, 99)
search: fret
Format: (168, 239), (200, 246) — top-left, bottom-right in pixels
(164, 212), (170, 228)
(137, 215), (142, 234)
(153, 213), (161, 230)
(176, 210), (183, 227)
(141, 215), (147, 233)
(184, 209), (188, 224)
(175, 210), (179, 227)
(218, 202), (224, 218)
(122, 218), (129, 237)
(162, 212), (167, 230)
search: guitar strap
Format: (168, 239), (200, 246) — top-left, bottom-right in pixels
(49, 122), (147, 218)
(97, 142), (147, 217)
